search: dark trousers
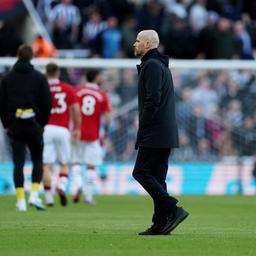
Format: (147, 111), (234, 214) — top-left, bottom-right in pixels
(7, 119), (44, 188)
(133, 147), (178, 225)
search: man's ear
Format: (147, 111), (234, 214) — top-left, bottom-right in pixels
(144, 40), (150, 49)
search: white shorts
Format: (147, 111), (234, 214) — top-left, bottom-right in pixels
(71, 140), (103, 166)
(43, 125), (71, 164)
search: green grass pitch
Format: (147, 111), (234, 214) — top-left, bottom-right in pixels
(0, 195), (256, 256)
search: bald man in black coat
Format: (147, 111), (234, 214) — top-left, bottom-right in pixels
(132, 30), (189, 235)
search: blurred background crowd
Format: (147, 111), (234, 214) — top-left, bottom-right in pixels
(1, 0), (256, 59)
(0, 0), (256, 162)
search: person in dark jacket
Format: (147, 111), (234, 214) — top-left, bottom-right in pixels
(132, 30), (189, 235)
(0, 45), (52, 211)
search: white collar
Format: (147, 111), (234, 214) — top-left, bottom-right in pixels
(48, 79), (60, 84)
(85, 82), (99, 89)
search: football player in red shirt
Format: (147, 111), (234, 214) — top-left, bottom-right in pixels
(43, 62), (80, 206)
(71, 69), (111, 204)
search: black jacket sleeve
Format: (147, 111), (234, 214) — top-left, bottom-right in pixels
(38, 76), (52, 126)
(0, 78), (7, 128)
(139, 61), (162, 129)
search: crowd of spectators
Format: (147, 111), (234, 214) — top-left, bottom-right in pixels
(32, 0), (256, 59)
(1, 0), (256, 59)
(0, 65), (256, 162)
(103, 68), (256, 162)
(41, 66), (256, 162)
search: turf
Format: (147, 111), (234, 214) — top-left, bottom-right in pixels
(0, 195), (256, 256)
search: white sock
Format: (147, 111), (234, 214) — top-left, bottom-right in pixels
(83, 171), (96, 202)
(30, 191), (39, 199)
(57, 175), (68, 192)
(45, 190), (54, 205)
(70, 165), (83, 195)
(16, 199), (27, 211)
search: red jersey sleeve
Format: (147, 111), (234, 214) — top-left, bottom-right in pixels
(64, 83), (78, 106)
(102, 92), (111, 113)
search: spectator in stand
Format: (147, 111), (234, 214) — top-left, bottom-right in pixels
(205, 0), (223, 14)
(176, 87), (193, 131)
(224, 99), (243, 129)
(81, 10), (107, 50)
(137, 0), (164, 33)
(0, 21), (23, 57)
(221, 76), (241, 109)
(217, 128), (238, 156)
(239, 74), (256, 116)
(211, 17), (241, 59)
(36, 0), (58, 33)
(95, 16), (123, 58)
(212, 70), (229, 102)
(162, 0), (188, 18)
(32, 35), (58, 58)
(234, 21), (254, 59)
(121, 16), (138, 58)
(207, 106), (223, 154)
(197, 138), (213, 161)
(188, 106), (208, 152)
(163, 14), (198, 59)
(232, 116), (256, 156)
(49, 0), (81, 48)
(116, 70), (137, 104)
(191, 74), (218, 118)
(197, 11), (219, 59)
(189, 0), (208, 33)
(98, 0), (135, 24)
(242, 0), (256, 21)
(173, 131), (194, 161)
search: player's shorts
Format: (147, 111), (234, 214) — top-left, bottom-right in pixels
(71, 140), (103, 166)
(43, 125), (71, 164)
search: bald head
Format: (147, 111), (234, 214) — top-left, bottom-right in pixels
(133, 30), (160, 58)
(138, 30), (159, 48)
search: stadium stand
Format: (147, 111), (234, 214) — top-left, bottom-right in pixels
(1, 1), (256, 59)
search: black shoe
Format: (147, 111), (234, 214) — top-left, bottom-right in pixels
(138, 224), (170, 236)
(162, 207), (189, 235)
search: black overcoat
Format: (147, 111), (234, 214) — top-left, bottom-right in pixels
(136, 48), (179, 149)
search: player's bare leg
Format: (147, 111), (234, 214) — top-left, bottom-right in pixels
(43, 163), (54, 206)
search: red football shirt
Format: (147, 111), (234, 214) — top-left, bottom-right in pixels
(75, 83), (111, 141)
(48, 80), (78, 129)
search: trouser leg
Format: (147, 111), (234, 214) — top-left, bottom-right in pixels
(151, 148), (177, 224)
(9, 136), (26, 188)
(132, 147), (178, 224)
(27, 131), (44, 184)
